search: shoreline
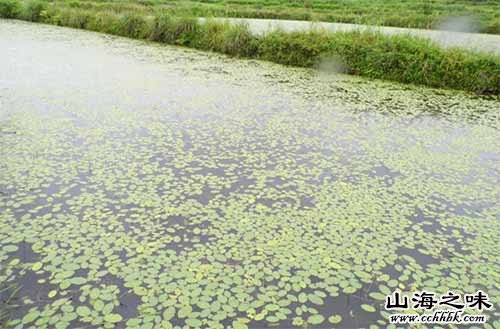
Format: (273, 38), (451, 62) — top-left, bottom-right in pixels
(1, 0), (499, 95)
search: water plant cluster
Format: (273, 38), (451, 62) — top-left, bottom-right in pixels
(1, 0), (500, 95)
(0, 20), (499, 329)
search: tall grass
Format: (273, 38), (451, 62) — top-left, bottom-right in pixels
(1, 0), (499, 94)
(17, 0), (46, 21)
(149, 13), (199, 45)
(37, 0), (500, 34)
(0, 0), (19, 18)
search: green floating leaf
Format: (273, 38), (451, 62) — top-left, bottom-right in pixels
(343, 287), (356, 294)
(308, 294), (324, 305)
(308, 314), (325, 325)
(369, 292), (386, 301)
(76, 306), (91, 317)
(178, 305), (192, 318)
(233, 320), (249, 329)
(361, 304), (376, 313)
(22, 310), (40, 324)
(387, 279), (398, 288)
(163, 306), (176, 320)
(185, 318), (202, 327)
(266, 315), (280, 323)
(104, 313), (123, 323)
(3, 245), (18, 253)
(314, 290), (327, 298)
(298, 293), (307, 303)
(160, 321), (173, 329)
(328, 314), (342, 324)
(94, 300), (104, 312)
(69, 277), (87, 285)
(32, 262), (43, 271)
(378, 285), (392, 295)
(266, 304), (280, 311)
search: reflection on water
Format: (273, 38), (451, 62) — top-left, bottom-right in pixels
(0, 20), (499, 329)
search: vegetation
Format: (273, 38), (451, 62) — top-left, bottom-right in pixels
(15, 0), (500, 34)
(1, 39), (499, 328)
(1, 5), (500, 329)
(1, 0), (499, 94)
(155, 0), (500, 34)
(0, 0), (19, 18)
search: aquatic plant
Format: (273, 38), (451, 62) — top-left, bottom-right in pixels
(0, 19), (499, 329)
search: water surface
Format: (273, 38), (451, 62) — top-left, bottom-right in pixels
(0, 20), (499, 329)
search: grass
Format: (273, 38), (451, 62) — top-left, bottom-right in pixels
(0, 0), (19, 18)
(1, 0), (499, 94)
(26, 0), (500, 34)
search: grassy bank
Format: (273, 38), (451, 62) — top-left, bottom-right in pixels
(8, 0), (500, 34)
(1, 0), (500, 94)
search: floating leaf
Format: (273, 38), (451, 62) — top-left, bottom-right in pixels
(70, 277), (87, 285)
(22, 310), (40, 324)
(185, 318), (202, 327)
(178, 305), (192, 318)
(163, 307), (176, 320)
(104, 313), (122, 323)
(328, 314), (342, 324)
(369, 292), (386, 301)
(233, 320), (249, 329)
(361, 304), (376, 313)
(307, 314), (325, 325)
(308, 294), (324, 305)
(32, 262), (43, 271)
(76, 306), (91, 317)
(3, 245), (18, 253)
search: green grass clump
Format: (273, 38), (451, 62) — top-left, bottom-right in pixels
(149, 13), (200, 46)
(115, 13), (149, 38)
(0, 0), (19, 18)
(47, 8), (92, 28)
(257, 29), (500, 93)
(216, 22), (258, 57)
(259, 30), (331, 67)
(329, 32), (500, 94)
(195, 20), (256, 56)
(1, 0), (499, 94)
(85, 11), (121, 34)
(17, 0), (46, 22)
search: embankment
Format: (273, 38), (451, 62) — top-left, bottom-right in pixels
(1, 0), (499, 94)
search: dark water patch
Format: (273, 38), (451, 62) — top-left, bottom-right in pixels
(398, 247), (438, 268)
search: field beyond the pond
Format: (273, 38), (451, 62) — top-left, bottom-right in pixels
(13, 0), (500, 34)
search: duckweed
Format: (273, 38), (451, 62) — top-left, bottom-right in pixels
(0, 20), (499, 329)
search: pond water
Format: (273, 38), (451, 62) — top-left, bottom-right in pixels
(0, 20), (499, 329)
